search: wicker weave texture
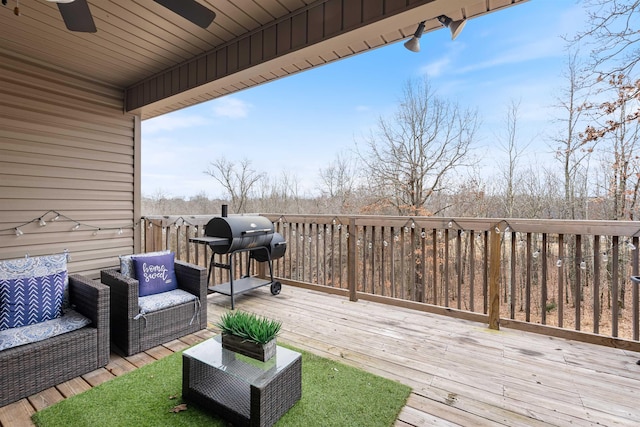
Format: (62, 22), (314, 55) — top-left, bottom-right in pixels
(0, 274), (110, 407)
(183, 344), (302, 427)
(100, 259), (207, 356)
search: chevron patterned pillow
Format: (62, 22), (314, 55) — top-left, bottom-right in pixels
(0, 272), (66, 331)
(0, 254), (68, 331)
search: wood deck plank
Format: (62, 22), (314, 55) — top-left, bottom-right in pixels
(26, 388), (64, 412)
(55, 377), (92, 399)
(0, 399), (35, 427)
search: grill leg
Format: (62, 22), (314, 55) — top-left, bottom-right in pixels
(229, 254), (235, 310)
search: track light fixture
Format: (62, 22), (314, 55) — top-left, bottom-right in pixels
(437, 14), (467, 40)
(403, 21), (425, 53)
(404, 14), (467, 52)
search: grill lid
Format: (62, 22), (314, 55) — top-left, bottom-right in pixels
(205, 215), (274, 254)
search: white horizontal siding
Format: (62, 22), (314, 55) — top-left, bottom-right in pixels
(0, 52), (138, 278)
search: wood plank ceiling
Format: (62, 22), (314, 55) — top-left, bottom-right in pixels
(0, 0), (527, 119)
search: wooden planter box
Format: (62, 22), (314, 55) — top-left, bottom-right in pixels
(221, 333), (276, 362)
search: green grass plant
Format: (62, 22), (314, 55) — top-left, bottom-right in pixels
(33, 342), (410, 427)
(215, 310), (282, 344)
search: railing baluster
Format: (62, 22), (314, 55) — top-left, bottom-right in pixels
(444, 228), (450, 307)
(432, 229), (438, 306)
(541, 233), (548, 325)
(575, 234), (582, 331)
(469, 230), (475, 312)
(593, 235), (600, 334)
(633, 235), (639, 341)
(612, 235), (619, 337)
(558, 234), (564, 328)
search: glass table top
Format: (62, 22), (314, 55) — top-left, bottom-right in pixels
(183, 335), (301, 387)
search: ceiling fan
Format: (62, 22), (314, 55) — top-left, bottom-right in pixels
(47, 0), (216, 33)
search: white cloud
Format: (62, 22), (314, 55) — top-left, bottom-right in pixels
(421, 57), (451, 77)
(455, 35), (564, 75)
(142, 114), (209, 134)
(211, 97), (252, 119)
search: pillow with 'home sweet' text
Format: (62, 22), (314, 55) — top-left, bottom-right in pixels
(132, 252), (178, 297)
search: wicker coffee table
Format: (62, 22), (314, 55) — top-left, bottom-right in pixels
(182, 335), (302, 427)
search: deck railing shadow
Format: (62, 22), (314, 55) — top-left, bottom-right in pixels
(141, 214), (640, 351)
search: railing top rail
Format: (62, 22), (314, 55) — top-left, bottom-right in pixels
(142, 214), (640, 236)
(261, 214), (640, 236)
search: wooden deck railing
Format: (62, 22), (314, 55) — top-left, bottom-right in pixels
(141, 214), (640, 350)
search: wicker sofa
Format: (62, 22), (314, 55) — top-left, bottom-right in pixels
(100, 259), (207, 356)
(0, 273), (110, 407)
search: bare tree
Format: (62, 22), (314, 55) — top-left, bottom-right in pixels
(495, 98), (532, 218)
(317, 151), (358, 213)
(551, 50), (594, 219)
(574, 1), (640, 142)
(574, 0), (640, 78)
(204, 157), (265, 213)
(357, 77), (480, 216)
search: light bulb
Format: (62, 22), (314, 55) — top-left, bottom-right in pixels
(404, 226), (409, 233)
(580, 260), (586, 270)
(368, 242), (372, 249)
(448, 221), (453, 228)
(39, 218), (46, 227)
(15, 227), (23, 236)
(72, 223), (80, 231)
(394, 235), (399, 242)
(421, 231), (426, 238)
(383, 240), (388, 247)
(337, 224), (341, 230)
(495, 226), (501, 233)
(504, 226), (510, 233)
(627, 241), (637, 251)
(556, 259), (563, 268)
(602, 252), (608, 262)
(118, 228), (124, 235)
(532, 249), (540, 259)
(52, 214), (60, 221)
(411, 222), (416, 229)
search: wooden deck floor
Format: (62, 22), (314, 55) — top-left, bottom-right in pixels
(208, 285), (640, 427)
(2, 284), (640, 426)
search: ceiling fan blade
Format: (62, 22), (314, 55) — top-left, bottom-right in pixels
(153, 0), (216, 29)
(57, 0), (97, 33)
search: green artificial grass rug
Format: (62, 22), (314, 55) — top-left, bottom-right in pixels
(33, 344), (411, 427)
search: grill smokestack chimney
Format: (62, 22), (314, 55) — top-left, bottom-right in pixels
(221, 204), (228, 217)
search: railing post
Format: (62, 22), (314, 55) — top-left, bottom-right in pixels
(348, 217), (358, 302)
(488, 224), (501, 330)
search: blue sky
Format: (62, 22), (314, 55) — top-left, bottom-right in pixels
(142, 0), (586, 199)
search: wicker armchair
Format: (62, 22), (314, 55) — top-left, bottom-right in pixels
(0, 274), (110, 407)
(100, 260), (207, 356)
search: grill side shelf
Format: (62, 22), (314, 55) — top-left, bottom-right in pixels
(209, 277), (269, 296)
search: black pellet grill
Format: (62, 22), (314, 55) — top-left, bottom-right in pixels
(196, 214), (286, 309)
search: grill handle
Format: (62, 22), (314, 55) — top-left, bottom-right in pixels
(241, 228), (272, 235)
